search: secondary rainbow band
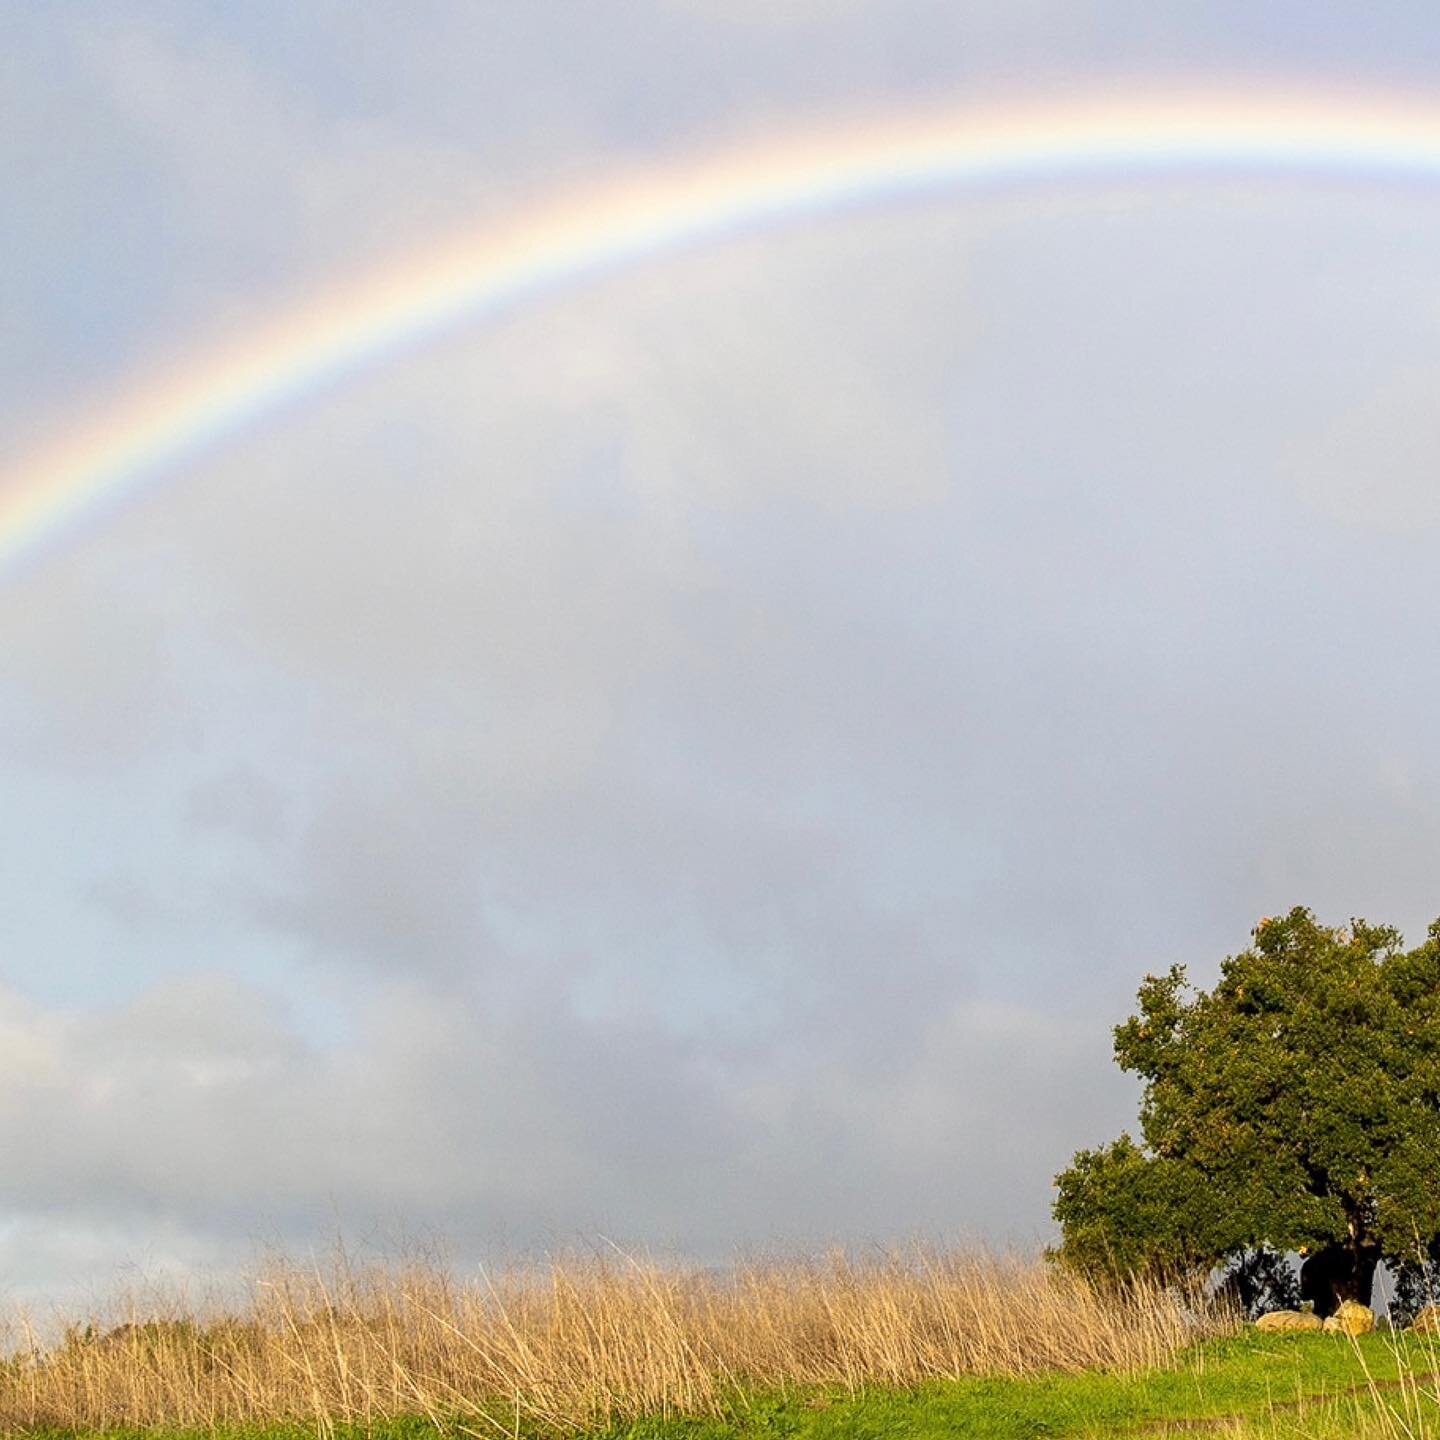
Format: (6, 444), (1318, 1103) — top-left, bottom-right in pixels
(7, 86), (1440, 575)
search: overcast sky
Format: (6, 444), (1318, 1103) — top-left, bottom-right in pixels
(3, 0), (1440, 1302)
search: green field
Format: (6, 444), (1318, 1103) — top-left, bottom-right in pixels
(23, 1332), (1440, 1440)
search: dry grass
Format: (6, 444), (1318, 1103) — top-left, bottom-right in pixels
(0, 1247), (1229, 1436)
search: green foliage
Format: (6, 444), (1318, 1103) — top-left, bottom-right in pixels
(1051, 1135), (1231, 1280)
(1054, 907), (1440, 1293)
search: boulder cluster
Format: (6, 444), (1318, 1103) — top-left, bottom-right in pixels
(1255, 1301), (1440, 1335)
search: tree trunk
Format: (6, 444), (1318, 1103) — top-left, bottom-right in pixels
(1299, 1243), (1380, 1316)
(1347, 1248), (1380, 1309)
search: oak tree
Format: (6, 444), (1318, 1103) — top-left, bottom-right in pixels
(1053, 908), (1440, 1315)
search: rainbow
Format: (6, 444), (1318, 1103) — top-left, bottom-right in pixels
(7, 85), (1440, 574)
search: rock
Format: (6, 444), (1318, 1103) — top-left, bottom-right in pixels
(1409, 1304), (1440, 1334)
(1256, 1309), (1323, 1333)
(1322, 1301), (1375, 1336)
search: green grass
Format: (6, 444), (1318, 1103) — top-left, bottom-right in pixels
(604, 1333), (1439, 1440)
(21, 1332), (1440, 1440)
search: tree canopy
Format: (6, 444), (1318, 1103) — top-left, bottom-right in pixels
(1053, 907), (1440, 1315)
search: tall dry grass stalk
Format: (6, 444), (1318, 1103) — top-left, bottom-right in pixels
(0, 1248), (1229, 1435)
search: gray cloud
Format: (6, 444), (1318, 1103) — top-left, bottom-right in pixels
(1289, 362), (1440, 533)
(5, 0), (1440, 1299)
(0, 972), (1133, 1303)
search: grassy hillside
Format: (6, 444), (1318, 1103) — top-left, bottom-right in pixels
(3, 1252), (1438, 1439)
(15, 1332), (1440, 1440)
(0, 1251), (1210, 1435)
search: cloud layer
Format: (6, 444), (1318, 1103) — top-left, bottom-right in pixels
(4, 0), (1440, 1299)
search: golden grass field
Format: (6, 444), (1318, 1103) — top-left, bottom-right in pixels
(0, 1248), (1222, 1434)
